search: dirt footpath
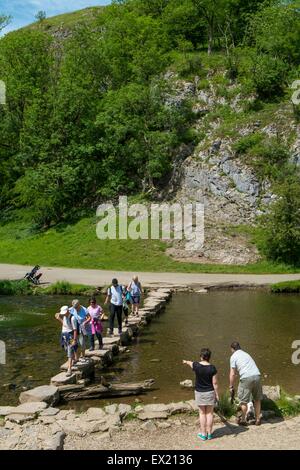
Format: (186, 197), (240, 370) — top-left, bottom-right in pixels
(1, 263), (300, 288)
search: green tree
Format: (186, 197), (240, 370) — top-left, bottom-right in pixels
(35, 11), (47, 22)
(259, 173), (300, 266)
(0, 14), (11, 33)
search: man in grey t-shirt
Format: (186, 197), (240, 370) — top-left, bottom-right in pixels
(229, 342), (263, 426)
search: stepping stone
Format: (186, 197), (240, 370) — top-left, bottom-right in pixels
(51, 372), (77, 386)
(103, 337), (121, 347)
(84, 349), (113, 366)
(102, 343), (119, 355)
(19, 385), (59, 406)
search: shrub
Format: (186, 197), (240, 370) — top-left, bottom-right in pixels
(251, 55), (287, 100)
(258, 175), (300, 266)
(233, 133), (263, 155)
(43, 281), (94, 296)
(216, 393), (236, 419)
(0, 279), (31, 295)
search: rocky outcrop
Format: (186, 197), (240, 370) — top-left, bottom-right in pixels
(163, 74), (300, 265)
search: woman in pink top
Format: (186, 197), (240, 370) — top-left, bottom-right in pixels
(86, 297), (104, 351)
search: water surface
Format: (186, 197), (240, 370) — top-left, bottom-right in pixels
(0, 291), (299, 409)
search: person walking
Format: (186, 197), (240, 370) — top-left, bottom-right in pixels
(127, 276), (142, 316)
(86, 297), (104, 351)
(69, 299), (89, 359)
(229, 341), (263, 426)
(55, 306), (78, 377)
(105, 279), (124, 336)
(183, 348), (219, 441)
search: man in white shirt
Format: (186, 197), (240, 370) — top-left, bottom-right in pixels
(105, 278), (124, 336)
(229, 341), (263, 426)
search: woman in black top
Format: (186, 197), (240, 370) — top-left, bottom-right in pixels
(183, 348), (219, 441)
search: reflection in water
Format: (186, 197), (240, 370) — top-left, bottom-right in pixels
(0, 291), (300, 409)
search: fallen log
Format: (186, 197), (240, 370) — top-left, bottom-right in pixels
(61, 379), (155, 401)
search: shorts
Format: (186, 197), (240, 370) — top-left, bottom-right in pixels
(61, 332), (78, 359)
(132, 295), (141, 305)
(238, 375), (263, 404)
(195, 390), (216, 406)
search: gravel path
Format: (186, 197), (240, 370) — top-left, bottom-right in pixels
(1, 263), (300, 288)
(64, 415), (300, 450)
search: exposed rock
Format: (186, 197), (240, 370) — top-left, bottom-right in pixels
(180, 380), (193, 389)
(104, 404), (118, 415)
(138, 411), (169, 421)
(186, 400), (198, 412)
(85, 407), (107, 421)
(157, 421), (172, 429)
(19, 385), (59, 406)
(5, 414), (36, 425)
(0, 406), (16, 416)
(106, 414), (122, 429)
(141, 404), (170, 414)
(13, 402), (47, 415)
(263, 386), (281, 402)
(141, 420), (157, 432)
(169, 402), (193, 414)
(40, 407), (60, 417)
(118, 404), (132, 418)
(42, 431), (65, 451)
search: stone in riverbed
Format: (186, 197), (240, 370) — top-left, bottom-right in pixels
(19, 385), (59, 406)
(180, 380), (193, 389)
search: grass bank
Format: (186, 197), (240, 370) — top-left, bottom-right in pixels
(271, 281), (300, 293)
(0, 211), (299, 274)
(0, 280), (95, 296)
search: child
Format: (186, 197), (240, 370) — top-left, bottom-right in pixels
(86, 297), (104, 351)
(55, 306), (78, 376)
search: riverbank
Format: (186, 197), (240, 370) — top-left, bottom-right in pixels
(1, 264), (300, 289)
(1, 400), (300, 450)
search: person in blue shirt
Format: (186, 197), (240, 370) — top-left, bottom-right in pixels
(69, 299), (90, 359)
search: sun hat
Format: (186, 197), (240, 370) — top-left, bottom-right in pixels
(60, 306), (69, 316)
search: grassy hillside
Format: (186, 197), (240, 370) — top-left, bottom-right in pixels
(0, 0), (299, 272)
(21, 7), (104, 34)
(0, 210), (298, 273)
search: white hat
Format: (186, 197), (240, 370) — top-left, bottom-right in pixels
(60, 306), (69, 316)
